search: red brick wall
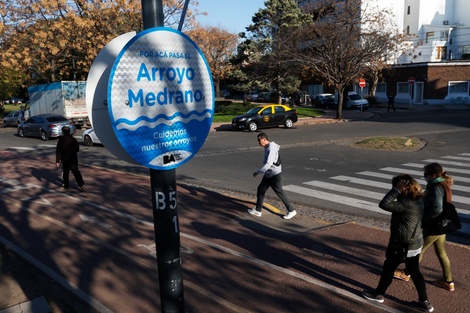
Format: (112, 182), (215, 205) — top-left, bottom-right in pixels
(383, 63), (470, 100)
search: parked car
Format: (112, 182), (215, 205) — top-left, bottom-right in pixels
(244, 91), (259, 102)
(17, 113), (76, 141)
(2, 110), (25, 127)
(82, 128), (102, 146)
(232, 104), (298, 132)
(257, 91), (271, 102)
(312, 93), (336, 109)
(269, 92), (290, 104)
(345, 91), (369, 110)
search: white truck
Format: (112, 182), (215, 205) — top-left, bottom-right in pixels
(27, 81), (88, 128)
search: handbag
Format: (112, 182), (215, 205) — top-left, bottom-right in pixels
(385, 222), (419, 262)
(424, 183), (461, 235)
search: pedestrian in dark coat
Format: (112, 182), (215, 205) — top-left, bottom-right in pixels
(56, 126), (85, 191)
(362, 174), (434, 312)
(387, 92), (396, 112)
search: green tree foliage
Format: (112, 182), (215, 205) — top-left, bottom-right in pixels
(230, 0), (311, 102)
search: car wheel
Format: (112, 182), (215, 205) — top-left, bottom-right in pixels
(18, 128), (24, 137)
(248, 121), (258, 132)
(284, 118), (294, 128)
(40, 130), (48, 141)
(84, 135), (93, 146)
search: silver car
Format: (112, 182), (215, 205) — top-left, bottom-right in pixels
(17, 114), (76, 141)
(2, 110), (25, 127)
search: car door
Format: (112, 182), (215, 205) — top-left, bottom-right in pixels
(24, 116), (42, 137)
(271, 105), (288, 126)
(259, 106), (275, 127)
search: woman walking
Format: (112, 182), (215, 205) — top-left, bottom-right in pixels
(395, 162), (455, 291)
(362, 174), (433, 312)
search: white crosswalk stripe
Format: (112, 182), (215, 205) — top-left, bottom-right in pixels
(284, 153), (470, 236)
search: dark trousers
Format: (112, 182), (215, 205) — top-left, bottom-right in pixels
(376, 254), (428, 301)
(387, 98), (395, 111)
(62, 158), (84, 189)
(256, 174), (293, 212)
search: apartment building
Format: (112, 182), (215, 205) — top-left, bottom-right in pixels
(299, 0), (470, 104)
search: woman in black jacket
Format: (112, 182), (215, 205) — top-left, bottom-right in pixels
(362, 174), (433, 312)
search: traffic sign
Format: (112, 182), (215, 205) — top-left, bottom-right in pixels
(359, 79), (366, 88)
(408, 76), (416, 85)
(107, 27), (214, 170)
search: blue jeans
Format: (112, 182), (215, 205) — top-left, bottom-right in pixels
(256, 174), (293, 212)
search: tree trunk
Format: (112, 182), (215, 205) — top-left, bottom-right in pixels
(336, 85), (345, 119)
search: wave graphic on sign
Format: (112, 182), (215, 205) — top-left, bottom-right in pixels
(115, 109), (213, 131)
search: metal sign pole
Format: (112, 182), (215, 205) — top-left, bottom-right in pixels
(141, 1), (185, 312)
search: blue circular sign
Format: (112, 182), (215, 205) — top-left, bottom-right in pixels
(108, 27), (214, 170)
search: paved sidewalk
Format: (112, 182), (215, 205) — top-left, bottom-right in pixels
(1, 103), (469, 312)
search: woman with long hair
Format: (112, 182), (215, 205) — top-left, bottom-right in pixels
(363, 174), (433, 312)
(395, 163), (455, 291)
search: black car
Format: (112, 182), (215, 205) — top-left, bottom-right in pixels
(312, 93), (337, 108)
(231, 104), (298, 132)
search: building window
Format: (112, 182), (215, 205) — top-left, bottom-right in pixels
(440, 31), (449, 41)
(376, 83), (386, 93)
(406, 26), (410, 35)
(407, 6), (410, 14)
(426, 32), (434, 43)
(448, 81), (469, 95)
(397, 82), (409, 94)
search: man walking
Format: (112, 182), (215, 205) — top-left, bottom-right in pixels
(56, 126), (85, 191)
(247, 132), (297, 219)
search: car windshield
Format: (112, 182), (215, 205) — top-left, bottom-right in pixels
(325, 95), (334, 100)
(46, 116), (68, 122)
(247, 107), (263, 114)
(349, 94), (361, 100)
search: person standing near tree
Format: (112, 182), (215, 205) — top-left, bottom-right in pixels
(387, 92), (396, 112)
(247, 132), (297, 219)
(56, 126), (85, 192)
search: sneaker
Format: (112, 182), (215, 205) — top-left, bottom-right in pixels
(432, 280), (455, 291)
(362, 290), (384, 303)
(283, 210), (297, 220)
(394, 269), (410, 282)
(58, 186), (68, 191)
(247, 208), (262, 217)
(411, 300), (434, 312)
(79, 185), (86, 192)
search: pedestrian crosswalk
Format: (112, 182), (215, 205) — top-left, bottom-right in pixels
(284, 153), (470, 235)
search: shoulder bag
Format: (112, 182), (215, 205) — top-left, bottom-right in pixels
(424, 183), (461, 235)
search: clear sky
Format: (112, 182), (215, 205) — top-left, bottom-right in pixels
(193, 0), (267, 34)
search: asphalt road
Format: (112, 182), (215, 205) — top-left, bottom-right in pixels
(1, 106), (470, 312)
(2, 107), (470, 221)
